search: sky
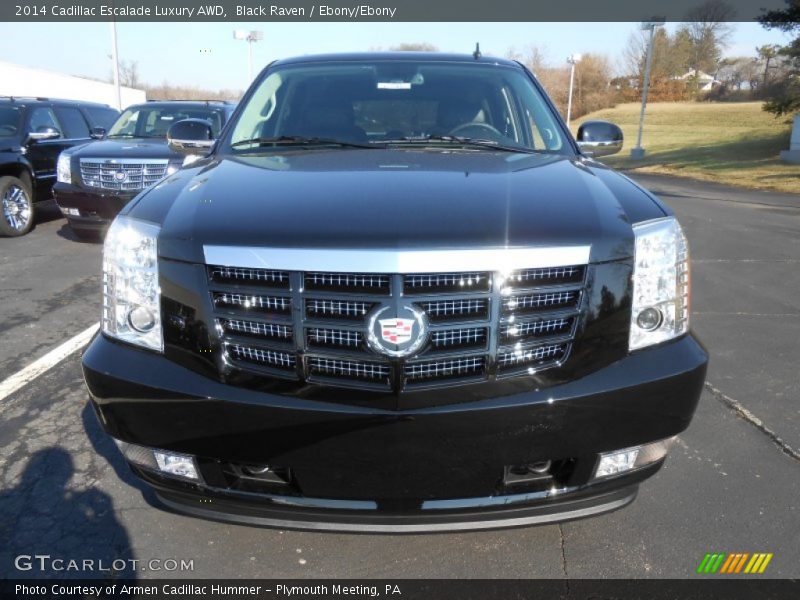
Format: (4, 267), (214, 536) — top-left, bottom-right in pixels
(0, 21), (790, 91)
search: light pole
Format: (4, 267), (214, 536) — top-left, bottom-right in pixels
(233, 29), (264, 84)
(566, 53), (581, 128)
(109, 21), (122, 110)
(631, 20), (665, 159)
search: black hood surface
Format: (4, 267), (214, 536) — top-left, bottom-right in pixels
(132, 149), (663, 265)
(69, 138), (178, 160)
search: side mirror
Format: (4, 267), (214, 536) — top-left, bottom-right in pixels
(576, 120), (623, 157)
(167, 119), (215, 156)
(90, 127), (106, 139)
(26, 127), (61, 143)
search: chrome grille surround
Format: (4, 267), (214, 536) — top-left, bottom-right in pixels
(204, 246), (589, 393)
(79, 158), (169, 192)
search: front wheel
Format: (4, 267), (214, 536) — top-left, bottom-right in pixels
(0, 176), (34, 237)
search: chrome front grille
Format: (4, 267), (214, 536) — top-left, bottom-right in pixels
(214, 292), (291, 314)
(404, 272), (491, 294)
(503, 290), (579, 313)
(497, 343), (568, 369)
(305, 272), (390, 294)
(308, 357), (391, 383)
(405, 357), (486, 382)
(221, 319), (292, 341)
(210, 266), (290, 288)
(228, 345), (296, 370)
(306, 299), (373, 319)
(79, 158), (169, 192)
(307, 328), (362, 348)
(430, 327), (487, 350)
(206, 255), (587, 392)
(504, 266), (585, 287)
(418, 298), (489, 321)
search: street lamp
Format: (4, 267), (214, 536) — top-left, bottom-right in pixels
(631, 19), (665, 159)
(109, 21), (122, 110)
(233, 29), (264, 84)
(566, 53), (582, 128)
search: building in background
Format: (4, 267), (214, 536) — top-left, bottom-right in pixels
(0, 61), (145, 109)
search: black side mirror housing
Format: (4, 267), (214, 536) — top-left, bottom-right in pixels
(576, 120), (623, 157)
(90, 127), (106, 139)
(167, 119), (215, 156)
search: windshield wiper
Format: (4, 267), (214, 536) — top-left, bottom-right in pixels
(385, 135), (536, 154)
(230, 135), (376, 149)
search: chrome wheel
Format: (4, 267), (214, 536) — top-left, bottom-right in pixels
(2, 184), (31, 232)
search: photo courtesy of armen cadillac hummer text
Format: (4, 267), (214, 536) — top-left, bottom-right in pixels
(82, 53), (708, 532)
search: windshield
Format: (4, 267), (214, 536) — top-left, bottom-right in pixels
(227, 60), (568, 153)
(0, 106), (21, 138)
(108, 105), (226, 139)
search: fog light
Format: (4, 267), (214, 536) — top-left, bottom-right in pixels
(154, 451), (199, 480)
(129, 305), (156, 332)
(60, 207), (80, 217)
(593, 437), (675, 480)
(636, 307), (662, 331)
(595, 448), (640, 478)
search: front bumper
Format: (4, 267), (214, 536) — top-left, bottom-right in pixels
(53, 182), (137, 230)
(83, 333), (707, 531)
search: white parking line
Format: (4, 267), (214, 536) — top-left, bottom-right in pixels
(0, 323), (99, 404)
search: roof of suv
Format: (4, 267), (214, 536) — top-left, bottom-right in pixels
(0, 96), (114, 108)
(270, 52), (521, 68)
(140, 100), (236, 107)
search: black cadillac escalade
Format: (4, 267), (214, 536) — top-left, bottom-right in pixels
(54, 100), (236, 240)
(82, 53), (708, 532)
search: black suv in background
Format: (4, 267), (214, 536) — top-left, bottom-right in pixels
(54, 100), (236, 240)
(0, 97), (119, 236)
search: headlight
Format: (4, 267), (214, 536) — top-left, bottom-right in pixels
(102, 216), (163, 352)
(56, 153), (72, 184)
(629, 216), (690, 351)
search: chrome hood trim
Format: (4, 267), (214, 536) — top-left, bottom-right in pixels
(202, 245), (592, 273)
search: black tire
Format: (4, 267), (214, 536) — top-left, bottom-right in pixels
(0, 175), (34, 237)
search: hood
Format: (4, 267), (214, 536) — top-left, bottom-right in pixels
(68, 137), (179, 160)
(143, 149), (648, 265)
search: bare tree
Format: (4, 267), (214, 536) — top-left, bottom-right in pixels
(506, 45), (548, 74)
(119, 60), (141, 88)
(389, 42), (439, 52)
(679, 0), (736, 75)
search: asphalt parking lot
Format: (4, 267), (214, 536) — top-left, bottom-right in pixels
(0, 174), (798, 580)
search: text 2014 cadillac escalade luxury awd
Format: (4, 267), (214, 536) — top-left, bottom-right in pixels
(82, 53), (708, 532)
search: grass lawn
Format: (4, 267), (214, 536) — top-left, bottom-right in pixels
(572, 102), (799, 194)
